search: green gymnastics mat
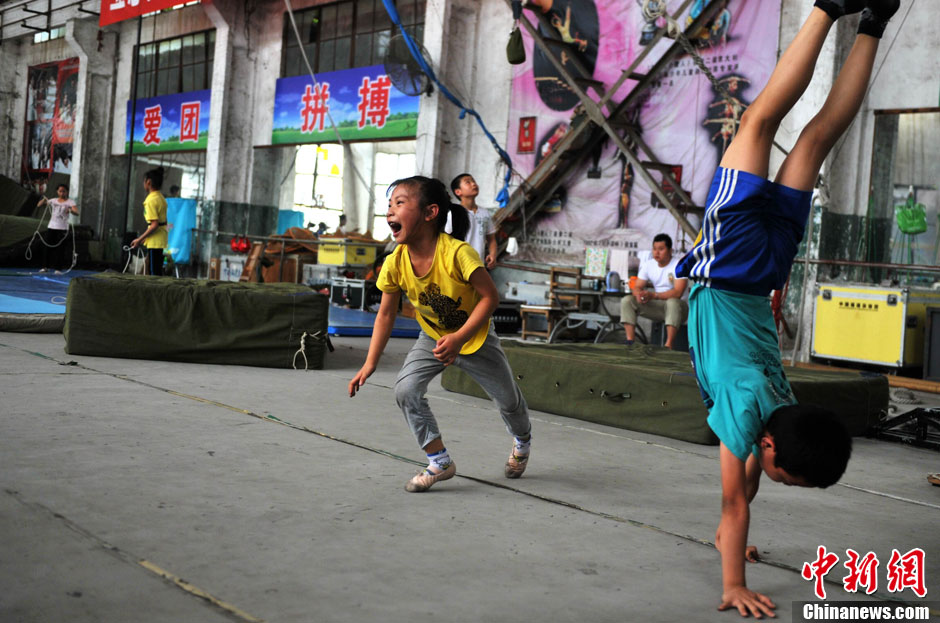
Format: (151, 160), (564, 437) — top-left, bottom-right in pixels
(64, 273), (330, 369)
(441, 341), (887, 445)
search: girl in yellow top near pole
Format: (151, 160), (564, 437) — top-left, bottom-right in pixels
(130, 166), (168, 276)
(348, 176), (532, 492)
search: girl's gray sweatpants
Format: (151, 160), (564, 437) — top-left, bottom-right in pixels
(395, 331), (531, 449)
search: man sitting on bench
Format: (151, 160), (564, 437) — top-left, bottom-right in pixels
(620, 233), (688, 349)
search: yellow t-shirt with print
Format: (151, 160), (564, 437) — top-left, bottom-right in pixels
(377, 233), (489, 355)
(142, 191), (168, 249)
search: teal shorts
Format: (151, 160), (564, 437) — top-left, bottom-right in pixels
(687, 284), (797, 461)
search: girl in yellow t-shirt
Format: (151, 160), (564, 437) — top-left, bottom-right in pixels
(130, 166), (168, 276)
(349, 176), (531, 493)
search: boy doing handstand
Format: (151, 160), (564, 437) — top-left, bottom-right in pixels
(675, 0), (899, 617)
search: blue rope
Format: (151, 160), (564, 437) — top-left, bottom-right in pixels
(382, 0), (514, 207)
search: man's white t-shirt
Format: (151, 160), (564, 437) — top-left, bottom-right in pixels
(445, 206), (497, 262)
(638, 255), (686, 295)
(47, 198), (76, 230)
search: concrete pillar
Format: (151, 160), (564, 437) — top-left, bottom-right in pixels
(343, 142), (375, 235)
(0, 38), (26, 181)
(414, 0), (450, 178)
(66, 19), (118, 236)
(413, 0), (514, 207)
(202, 0), (236, 205)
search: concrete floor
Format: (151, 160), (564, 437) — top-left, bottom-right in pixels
(1, 331), (937, 623)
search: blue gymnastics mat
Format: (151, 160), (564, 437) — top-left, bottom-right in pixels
(328, 305), (421, 338)
(0, 269), (96, 332)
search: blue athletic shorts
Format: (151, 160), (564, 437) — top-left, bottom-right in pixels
(675, 167), (813, 296)
(687, 284), (797, 461)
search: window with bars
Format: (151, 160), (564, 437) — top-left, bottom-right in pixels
(281, 0), (425, 78)
(33, 27), (65, 44)
(292, 144), (346, 227)
(135, 30), (215, 99)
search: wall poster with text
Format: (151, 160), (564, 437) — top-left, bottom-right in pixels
(507, 0), (781, 268)
(23, 57), (79, 189)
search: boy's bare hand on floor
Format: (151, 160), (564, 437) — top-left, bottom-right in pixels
(718, 586), (776, 619)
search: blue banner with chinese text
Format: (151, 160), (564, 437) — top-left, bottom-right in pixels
(125, 89), (212, 153)
(272, 65), (418, 145)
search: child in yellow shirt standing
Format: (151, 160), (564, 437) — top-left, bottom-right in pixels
(349, 176), (531, 492)
(130, 166), (168, 276)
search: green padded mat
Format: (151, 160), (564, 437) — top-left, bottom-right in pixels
(64, 273), (329, 369)
(441, 341), (887, 445)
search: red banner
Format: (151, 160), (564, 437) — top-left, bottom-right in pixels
(99, 0), (197, 27)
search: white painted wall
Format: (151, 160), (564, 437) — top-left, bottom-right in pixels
(769, 0), (938, 216)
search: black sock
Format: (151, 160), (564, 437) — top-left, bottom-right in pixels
(814, 0), (865, 19)
(814, 0), (843, 20)
(857, 0), (899, 38)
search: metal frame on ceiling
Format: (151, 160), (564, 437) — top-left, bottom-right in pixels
(0, 0), (98, 43)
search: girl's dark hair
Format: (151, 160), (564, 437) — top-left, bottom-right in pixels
(144, 166), (165, 190)
(56, 183), (68, 191)
(389, 175), (469, 241)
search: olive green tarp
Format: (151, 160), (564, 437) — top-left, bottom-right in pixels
(0, 215), (45, 247)
(441, 341), (887, 445)
(64, 274), (329, 369)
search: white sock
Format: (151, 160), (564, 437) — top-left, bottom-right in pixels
(513, 435), (531, 457)
(426, 448), (452, 472)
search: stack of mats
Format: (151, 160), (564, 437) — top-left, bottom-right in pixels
(0, 174), (45, 265)
(64, 273), (330, 369)
(0, 270), (91, 333)
(441, 341), (887, 445)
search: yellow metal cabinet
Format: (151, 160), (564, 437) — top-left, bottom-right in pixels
(812, 282), (940, 367)
(317, 239), (378, 266)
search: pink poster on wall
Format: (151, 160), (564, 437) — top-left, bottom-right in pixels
(507, 0), (781, 267)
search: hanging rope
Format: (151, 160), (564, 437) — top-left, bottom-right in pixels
(381, 0), (515, 207)
(292, 330), (328, 370)
(122, 244), (146, 274)
(283, 0), (378, 218)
